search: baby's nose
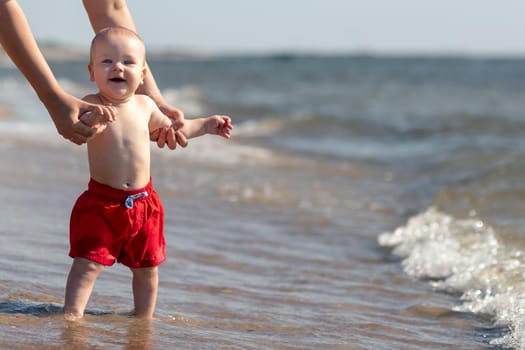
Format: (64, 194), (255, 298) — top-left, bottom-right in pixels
(112, 62), (124, 71)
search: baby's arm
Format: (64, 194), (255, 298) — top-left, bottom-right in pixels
(180, 115), (233, 140)
(148, 100), (172, 131)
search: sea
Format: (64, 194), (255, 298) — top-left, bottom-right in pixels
(1, 53), (525, 349)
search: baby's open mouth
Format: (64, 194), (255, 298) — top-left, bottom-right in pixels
(109, 78), (126, 82)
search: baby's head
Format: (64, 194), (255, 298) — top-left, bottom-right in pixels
(88, 27), (147, 101)
(89, 26), (146, 65)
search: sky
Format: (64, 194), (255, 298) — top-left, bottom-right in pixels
(20, 0), (525, 56)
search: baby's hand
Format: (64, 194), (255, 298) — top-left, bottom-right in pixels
(206, 115), (233, 139)
(80, 110), (115, 137)
(80, 109), (115, 126)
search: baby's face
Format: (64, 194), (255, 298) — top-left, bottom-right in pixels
(89, 32), (146, 103)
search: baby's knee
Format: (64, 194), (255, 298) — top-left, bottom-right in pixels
(131, 266), (158, 277)
(70, 258), (105, 278)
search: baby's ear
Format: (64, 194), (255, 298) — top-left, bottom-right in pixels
(140, 66), (148, 85)
(87, 64), (95, 82)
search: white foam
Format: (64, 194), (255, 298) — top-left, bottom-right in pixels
(162, 86), (206, 116)
(151, 136), (274, 166)
(233, 118), (286, 137)
(379, 207), (525, 349)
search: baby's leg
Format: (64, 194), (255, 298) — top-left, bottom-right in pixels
(130, 266), (158, 318)
(64, 257), (105, 320)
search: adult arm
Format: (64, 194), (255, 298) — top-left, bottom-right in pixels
(82, 0), (187, 149)
(0, 0), (115, 144)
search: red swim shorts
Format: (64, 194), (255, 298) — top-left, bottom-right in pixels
(69, 178), (166, 268)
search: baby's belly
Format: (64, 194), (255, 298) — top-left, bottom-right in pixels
(89, 154), (151, 190)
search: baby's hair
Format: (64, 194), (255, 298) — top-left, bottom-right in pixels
(90, 26), (146, 63)
(92, 26), (144, 45)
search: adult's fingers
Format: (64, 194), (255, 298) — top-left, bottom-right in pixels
(156, 127), (167, 148)
(150, 128), (160, 141)
(67, 132), (88, 145)
(72, 119), (96, 139)
(165, 128), (177, 150)
(175, 130), (188, 148)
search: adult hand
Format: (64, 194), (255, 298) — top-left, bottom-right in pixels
(150, 104), (188, 149)
(45, 90), (116, 145)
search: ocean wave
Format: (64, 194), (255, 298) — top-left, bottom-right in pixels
(152, 135), (275, 167)
(161, 86), (207, 116)
(379, 207), (525, 349)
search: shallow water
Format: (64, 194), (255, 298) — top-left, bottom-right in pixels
(0, 132), (498, 349)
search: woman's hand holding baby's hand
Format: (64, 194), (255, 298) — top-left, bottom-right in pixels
(79, 109), (116, 138)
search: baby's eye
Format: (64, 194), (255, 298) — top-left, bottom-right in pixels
(102, 59), (112, 64)
(123, 60), (136, 65)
